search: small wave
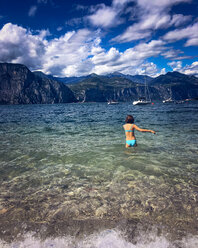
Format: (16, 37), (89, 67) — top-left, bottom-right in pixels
(0, 229), (197, 248)
(43, 127), (56, 132)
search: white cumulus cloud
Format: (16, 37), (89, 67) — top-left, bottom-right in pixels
(0, 23), (167, 77)
(170, 14), (192, 27)
(112, 0), (192, 43)
(42, 29), (96, 76)
(168, 61), (198, 76)
(91, 40), (166, 76)
(168, 61), (183, 71)
(87, 0), (134, 28)
(87, 4), (123, 28)
(0, 23), (46, 68)
(0, 22), (196, 78)
(181, 61), (198, 76)
(163, 22), (198, 46)
(162, 49), (192, 60)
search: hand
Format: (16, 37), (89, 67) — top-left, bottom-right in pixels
(151, 130), (156, 134)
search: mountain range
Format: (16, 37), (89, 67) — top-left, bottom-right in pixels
(33, 71), (153, 85)
(0, 63), (198, 104)
(67, 72), (198, 102)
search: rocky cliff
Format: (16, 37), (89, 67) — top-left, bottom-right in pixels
(68, 76), (139, 102)
(0, 63), (76, 104)
(68, 73), (198, 102)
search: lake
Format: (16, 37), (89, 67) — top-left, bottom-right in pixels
(0, 102), (197, 247)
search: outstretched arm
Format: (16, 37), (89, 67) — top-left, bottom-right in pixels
(133, 124), (156, 134)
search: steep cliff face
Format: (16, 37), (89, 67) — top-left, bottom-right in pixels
(68, 76), (139, 102)
(68, 73), (198, 102)
(150, 71), (198, 100)
(70, 84), (160, 102)
(0, 63), (76, 104)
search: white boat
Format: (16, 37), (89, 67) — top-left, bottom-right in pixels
(133, 70), (151, 105)
(163, 87), (174, 103)
(108, 100), (119, 105)
(133, 98), (151, 105)
(162, 98), (174, 103)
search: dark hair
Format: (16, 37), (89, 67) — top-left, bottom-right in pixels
(125, 115), (134, 123)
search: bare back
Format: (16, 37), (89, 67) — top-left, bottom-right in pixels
(123, 124), (136, 140)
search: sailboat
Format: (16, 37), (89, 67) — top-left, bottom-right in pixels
(133, 97), (151, 105)
(107, 89), (119, 104)
(133, 72), (151, 105)
(162, 87), (174, 103)
(162, 98), (174, 103)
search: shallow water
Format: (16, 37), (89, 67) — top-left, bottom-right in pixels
(0, 102), (198, 246)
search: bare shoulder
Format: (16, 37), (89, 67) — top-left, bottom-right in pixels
(133, 124), (142, 131)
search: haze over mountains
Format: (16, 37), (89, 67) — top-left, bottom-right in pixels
(0, 63), (198, 104)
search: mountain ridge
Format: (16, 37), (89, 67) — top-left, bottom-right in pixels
(68, 71), (198, 102)
(1, 63), (198, 104)
(33, 71), (153, 85)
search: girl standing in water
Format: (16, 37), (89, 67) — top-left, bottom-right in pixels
(123, 115), (156, 148)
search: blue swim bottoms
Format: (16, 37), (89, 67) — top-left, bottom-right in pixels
(126, 140), (136, 147)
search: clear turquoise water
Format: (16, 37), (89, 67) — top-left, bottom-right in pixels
(0, 102), (198, 247)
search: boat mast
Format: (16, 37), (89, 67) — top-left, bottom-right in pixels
(144, 69), (147, 100)
(144, 67), (151, 102)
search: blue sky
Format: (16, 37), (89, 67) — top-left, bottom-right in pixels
(0, 0), (198, 77)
